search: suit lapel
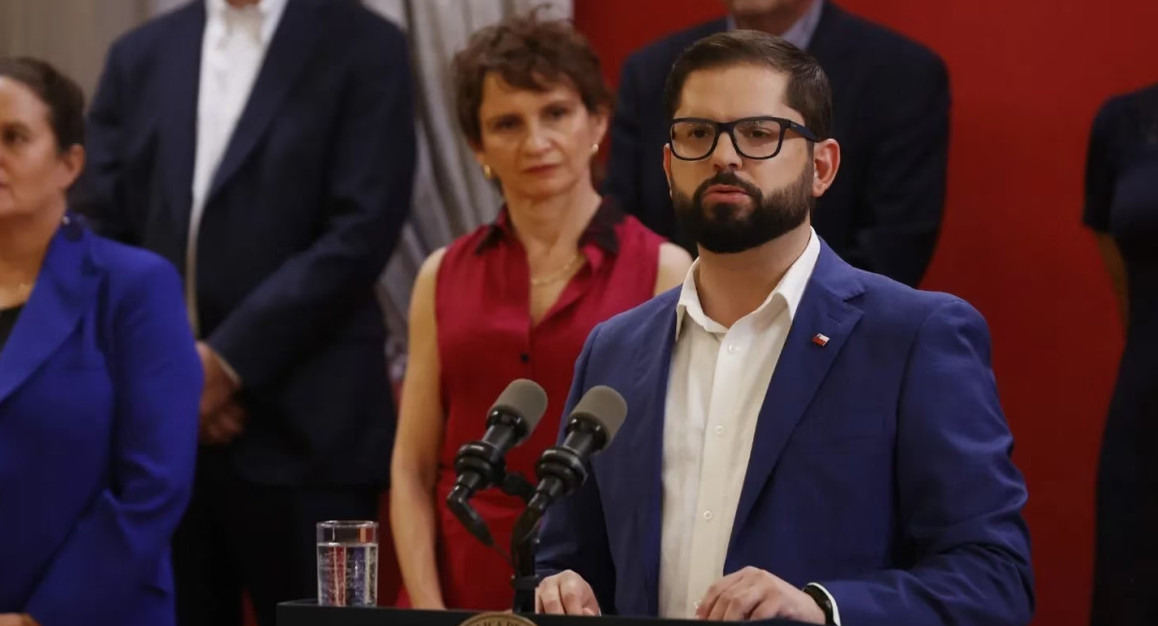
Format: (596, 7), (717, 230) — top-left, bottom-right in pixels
(728, 244), (865, 547)
(806, 2), (856, 115)
(207, 0), (322, 202)
(0, 223), (99, 407)
(806, 1), (853, 60)
(158, 2), (204, 237)
(621, 298), (678, 615)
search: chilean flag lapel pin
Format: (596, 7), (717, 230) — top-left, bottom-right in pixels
(812, 333), (830, 347)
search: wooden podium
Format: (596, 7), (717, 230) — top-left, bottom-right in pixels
(277, 601), (813, 626)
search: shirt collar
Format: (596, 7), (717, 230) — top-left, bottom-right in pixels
(675, 227), (821, 339)
(206, 0), (289, 45)
(726, 0), (825, 50)
(474, 197), (624, 258)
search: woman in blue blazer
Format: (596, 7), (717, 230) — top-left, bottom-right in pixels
(0, 58), (201, 626)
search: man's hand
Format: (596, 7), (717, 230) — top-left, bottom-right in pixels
(536, 570), (601, 616)
(0, 614), (39, 626)
(198, 400), (249, 445)
(196, 342), (246, 445)
(197, 342), (239, 416)
(697, 567), (826, 623)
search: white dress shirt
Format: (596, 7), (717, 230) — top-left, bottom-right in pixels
(186, 0), (288, 339)
(659, 229), (838, 622)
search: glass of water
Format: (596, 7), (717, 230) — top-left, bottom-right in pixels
(317, 520), (378, 607)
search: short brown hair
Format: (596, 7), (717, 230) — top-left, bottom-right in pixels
(0, 56), (85, 152)
(452, 11), (613, 145)
(664, 31), (832, 140)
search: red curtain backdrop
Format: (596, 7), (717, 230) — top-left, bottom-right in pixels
(574, 1), (1158, 625)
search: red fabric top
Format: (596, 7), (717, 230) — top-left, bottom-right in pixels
(431, 200), (664, 609)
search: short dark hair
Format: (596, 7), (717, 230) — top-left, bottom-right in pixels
(452, 10), (613, 146)
(663, 30), (832, 140)
(0, 57), (85, 152)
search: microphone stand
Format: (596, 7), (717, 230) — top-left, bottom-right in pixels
(510, 434), (597, 614)
(501, 474), (543, 615)
(447, 464), (541, 614)
(510, 500), (546, 615)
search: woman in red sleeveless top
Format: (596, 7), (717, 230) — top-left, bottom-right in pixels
(389, 13), (691, 612)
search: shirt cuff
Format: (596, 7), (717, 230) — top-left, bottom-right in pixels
(805, 582), (841, 626)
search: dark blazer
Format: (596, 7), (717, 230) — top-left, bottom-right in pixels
(0, 221), (201, 625)
(537, 241), (1034, 624)
(76, 0), (416, 486)
(604, 2), (950, 286)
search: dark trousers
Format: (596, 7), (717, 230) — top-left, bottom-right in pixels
(173, 465), (379, 626)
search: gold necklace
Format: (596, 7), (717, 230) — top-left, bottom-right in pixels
(530, 253), (585, 287)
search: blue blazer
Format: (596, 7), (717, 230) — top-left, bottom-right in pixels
(0, 221), (201, 625)
(537, 242), (1034, 625)
(75, 0), (415, 485)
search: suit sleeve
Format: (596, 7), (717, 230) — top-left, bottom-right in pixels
(73, 40), (137, 244)
(848, 51), (950, 287)
(602, 54), (646, 221)
(206, 23), (416, 388)
(816, 300), (1035, 626)
(24, 258), (202, 625)
(1083, 98), (1119, 232)
(536, 323), (619, 614)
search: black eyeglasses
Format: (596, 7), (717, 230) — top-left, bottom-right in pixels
(668, 116), (819, 161)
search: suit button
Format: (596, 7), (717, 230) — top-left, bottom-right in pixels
(703, 510), (714, 521)
(520, 353), (530, 363)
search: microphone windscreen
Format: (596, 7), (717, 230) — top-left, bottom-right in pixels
(572, 385), (628, 443)
(490, 379), (549, 434)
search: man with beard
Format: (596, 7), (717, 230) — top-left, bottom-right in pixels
(604, 0), (950, 288)
(533, 31), (1033, 625)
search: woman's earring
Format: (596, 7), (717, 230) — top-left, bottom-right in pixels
(482, 164), (494, 180)
(591, 142), (600, 155)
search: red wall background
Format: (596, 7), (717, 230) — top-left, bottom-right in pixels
(575, 1), (1158, 624)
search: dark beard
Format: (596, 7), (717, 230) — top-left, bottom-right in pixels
(672, 165), (814, 254)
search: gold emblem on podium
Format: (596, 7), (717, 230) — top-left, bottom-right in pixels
(460, 612), (539, 626)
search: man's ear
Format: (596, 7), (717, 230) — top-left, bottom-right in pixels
(811, 138), (840, 197)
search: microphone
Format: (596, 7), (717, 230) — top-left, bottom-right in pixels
(527, 385), (627, 515)
(447, 379), (548, 544)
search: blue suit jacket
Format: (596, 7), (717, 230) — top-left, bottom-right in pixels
(0, 221), (201, 625)
(74, 0), (415, 485)
(604, 2), (950, 286)
(537, 242), (1034, 625)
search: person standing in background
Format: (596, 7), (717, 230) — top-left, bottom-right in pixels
(1084, 83), (1158, 626)
(0, 57), (201, 626)
(605, 0), (949, 287)
(75, 0), (416, 624)
(389, 13), (691, 612)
